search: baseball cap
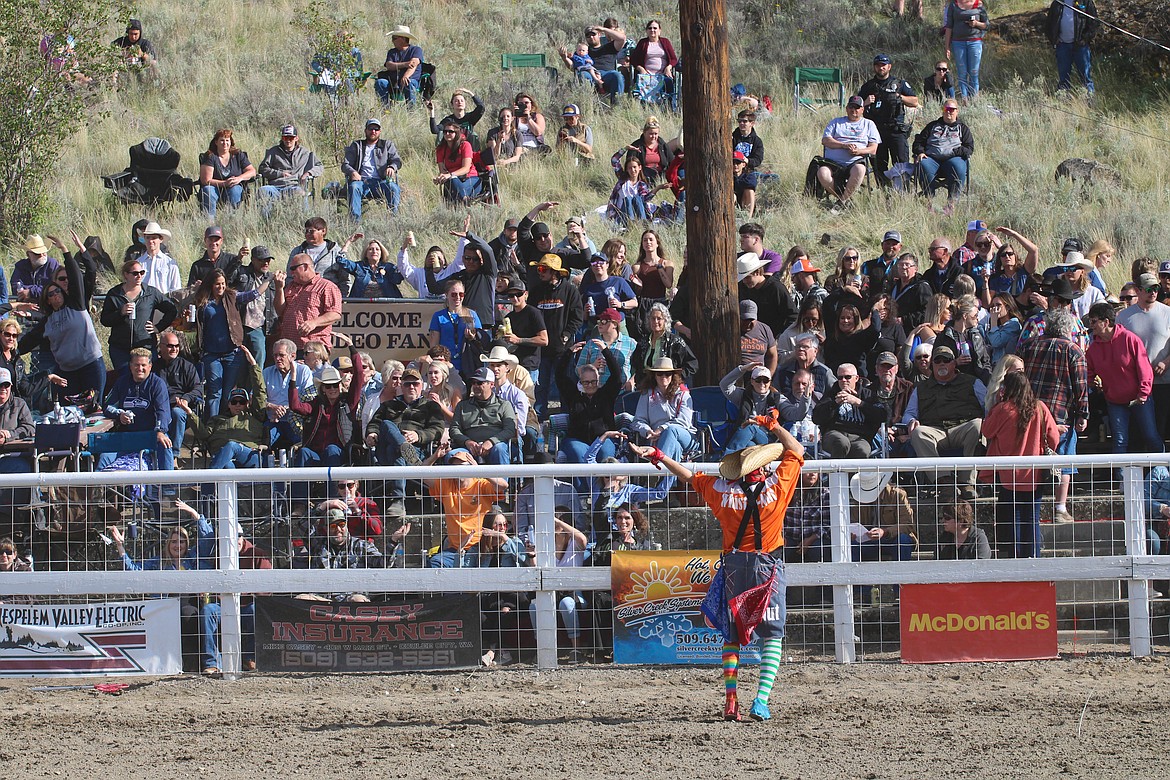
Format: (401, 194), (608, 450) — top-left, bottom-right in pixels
(326, 508), (347, 524)
(204, 226), (223, 239)
(531, 222), (551, 237)
(1061, 237), (1084, 254)
(846, 95), (864, 108)
(280, 124), (297, 137)
(1159, 261), (1170, 276)
(933, 345), (956, 361)
(365, 117), (382, 129)
(873, 54), (892, 64)
(228, 387), (251, 403)
(401, 367), (422, 381)
(561, 103), (580, 117)
(966, 220), (987, 232)
(876, 351), (899, 367)
(1138, 272), (1159, 290)
(503, 217), (520, 230)
(565, 215), (585, 228)
(471, 367), (495, 383)
(733, 151), (747, 162)
(597, 307), (621, 322)
(251, 245), (274, 261)
(751, 366), (772, 380)
(504, 277), (527, 293)
(739, 300), (759, 319)
(0, 368), (11, 387)
(882, 230), (902, 243)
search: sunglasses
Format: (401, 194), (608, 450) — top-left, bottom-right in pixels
(932, 356), (956, 364)
(943, 106), (959, 112)
(929, 246), (948, 252)
(1146, 287), (1161, 294)
(338, 482), (357, 488)
(936, 66), (949, 71)
(1000, 251), (1016, 258)
(751, 376), (770, 383)
(54, 276), (68, 282)
(837, 374), (857, 380)
(1, 332), (17, 338)
(328, 521), (347, 528)
(1120, 294), (1137, 301)
(321, 383), (341, 390)
(402, 379), (421, 385)
(843, 255), (859, 261)
(0, 548), (14, 555)
(161, 342), (180, 349)
(125, 270), (146, 277)
(976, 242), (991, 248)
(228, 396), (247, 404)
(580, 379), (599, 386)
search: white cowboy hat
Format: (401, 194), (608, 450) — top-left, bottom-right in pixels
(1061, 251), (1093, 272)
(386, 25), (416, 41)
(718, 442), (787, 481)
(313, 366), (343, 387)
(850, 471), (892, 504)
(645, 357), (680, 373)
(736, 252), (767, 281)
(141, 221), (172, 239)
(479, 345), (519, 365)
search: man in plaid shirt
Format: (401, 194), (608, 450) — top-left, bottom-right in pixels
(1019, 307), (1088, 523)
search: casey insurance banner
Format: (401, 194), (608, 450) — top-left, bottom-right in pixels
(900, 582), (1058, 663)
(0, 600), (182, 677)
(256, 594), (481, 672)
(612, 550), (760, 665)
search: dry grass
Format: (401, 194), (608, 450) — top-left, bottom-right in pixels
(34, 0), (1170, 291)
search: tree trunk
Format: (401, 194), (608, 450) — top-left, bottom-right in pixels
(679, 0), (737, 387)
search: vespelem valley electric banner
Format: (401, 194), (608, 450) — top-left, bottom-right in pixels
(612, 550), (760, 665)
(900, 582), (1058, 663)
(0, 600), (182, 677)
(256, 595), (482, 672)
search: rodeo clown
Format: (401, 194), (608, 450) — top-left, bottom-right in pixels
(632, 418), (803, 722)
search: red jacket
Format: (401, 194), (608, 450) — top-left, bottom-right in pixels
(631, 36), (678, 72)
(1086, 322), (1153, 404)
(980, 399), (1060, 491)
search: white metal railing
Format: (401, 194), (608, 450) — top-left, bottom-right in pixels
(2, 453), (1168, 672)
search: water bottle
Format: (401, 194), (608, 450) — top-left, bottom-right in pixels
(586, 296), (596, 318)
(53, 401), (62, 421)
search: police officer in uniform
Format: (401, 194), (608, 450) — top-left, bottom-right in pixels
(859, 53), (919, 187)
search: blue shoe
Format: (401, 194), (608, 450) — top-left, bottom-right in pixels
(749, 699), (771, 721)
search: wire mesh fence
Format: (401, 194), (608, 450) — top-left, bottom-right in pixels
(0, 453), (1167, 676)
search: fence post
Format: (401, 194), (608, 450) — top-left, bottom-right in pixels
(216, 481), (242, 676)
(532, 475), (558, 669)
(1121, 465), (1151, 657)
(827, 469), (856, 663)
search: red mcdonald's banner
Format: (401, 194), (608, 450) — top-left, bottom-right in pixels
(900, 582), (1058, 663)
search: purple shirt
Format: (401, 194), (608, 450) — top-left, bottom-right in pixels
(760, 248), (785, 275)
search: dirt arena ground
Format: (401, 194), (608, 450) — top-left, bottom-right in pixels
(2, 656), (1166, 778)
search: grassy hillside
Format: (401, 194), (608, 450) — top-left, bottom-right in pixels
(42, 0), (1170, 291)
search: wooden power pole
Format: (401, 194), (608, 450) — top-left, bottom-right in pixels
(680, 0), (737, 387)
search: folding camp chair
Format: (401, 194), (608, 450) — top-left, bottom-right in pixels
(689, 386), (736, 458)
(793, 67), (844, 114)
(501, 53), (559, 95)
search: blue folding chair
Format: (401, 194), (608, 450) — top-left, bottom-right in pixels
(690, 386), (736, 458)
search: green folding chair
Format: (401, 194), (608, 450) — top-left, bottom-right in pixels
(501, 53), (559, 95)
(793, 67), (844, 114)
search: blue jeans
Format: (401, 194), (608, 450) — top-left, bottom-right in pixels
(996, 487), (1043, 558)
(169, 404), (188, 460)
(242, 327), (266, 370)
(653, 424), (697, 492)
(561, 437), (616, 496)
(374, 77), (418, 106)
(949, 40), (982, 98)
(535, 354), (560, 419)
(374, 420), (411, 500)
(211, 441), (263, 469)
(1107, 399), (1164, 455)
(202, 349), (242, 418)
(110, 347), (132, 374)
(616, 195), (648, 225)
(442, 176), (481, 203)
(599, 69), (625, 103)
(725, 424), (771, 453)
(477, 440), (510, 465)
(917, 156), (968, 199)
(258, 184), (309, 217)
(199, 184), (244, 217)
(428, 547), (478, 568)
(297, 444), (344, 468)
(348, 177), (401, 220)
(853, 532), (915, 562)
(201, 601), (257, 669)
(1055, 42), (1094, 93)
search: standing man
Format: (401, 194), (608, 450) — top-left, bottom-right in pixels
(375, 25), (424, 106)
(863, 231), (902, 298)
(273, 254), (342, 352)
(133, 221), (181, 294)
(188, 226), (241, 286)
(155, 331), (203, 469)
(1085, 302), (1161, 455)
(529, 255), (584, 418)
(1046, 0), (1098, 94)
(1117, 272), (1170, 441)
(288, 217), (353, 297)
(490, 217), (522, 278)
(632, 431), (805, 722)
(738, 223), (785, 276)
(230, 245), (276, 368)
(516, 201), (593, 286)
(501, 278), (548, 383)
(341, 118), (403, 221)
(258, 124), (324, 213)
(859, 54), (919, 187)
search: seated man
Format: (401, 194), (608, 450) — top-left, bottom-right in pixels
(848, 471), (916, 562)
(812, 363), (886, 459)
(732, 152), (758, 217)
(100, 348), (172, 471)
(901, 344), (986, 498)
(257, 124), (324, 214)
(423, 443), (507, 568)
(263, 338), (314, 451)
(732, 110), (764, 170)
(374, 25), (424, 106)
(111, 18), (159, 83)
(815, 95), (880, 213)
(187, 346), (267, 469)
(155, 331), (203, 468)
(450, 367), (517, 465)
(293, 509), (409, 602)
(913, 99), (973, 215)
(340, 118), (402, 221)
(776, 332), (834, 398)
(315, 479), (383, 545)
(365, 366), (445, 517)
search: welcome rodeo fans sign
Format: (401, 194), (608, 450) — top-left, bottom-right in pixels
(334, 299), (444, 367)
(256, 595), (482, 672)
(900, 582), (1058, 663)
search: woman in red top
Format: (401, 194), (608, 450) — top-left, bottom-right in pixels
(610, 116), (674, 184)
(634, 427), (804, 723)
(981, 371), (1060, 558)
(433, 120), (479, 204)
(631, 229), (674, 301)
(631, 20), (677, 106)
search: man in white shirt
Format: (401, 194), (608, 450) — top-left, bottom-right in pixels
(816, 96), (881, 214)
(134, 220), (181, 293)
(263, 338), (314, 449)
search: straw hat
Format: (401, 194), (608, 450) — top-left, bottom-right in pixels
(386, 25), (416, 41)
(850, 471), (891, 504)
(645, 357), (680, 373)
(529, 253), (569, 275)
(479, 345), (518, 365)
(23, 235), (48, 254)
(718, 443), (787, 481)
